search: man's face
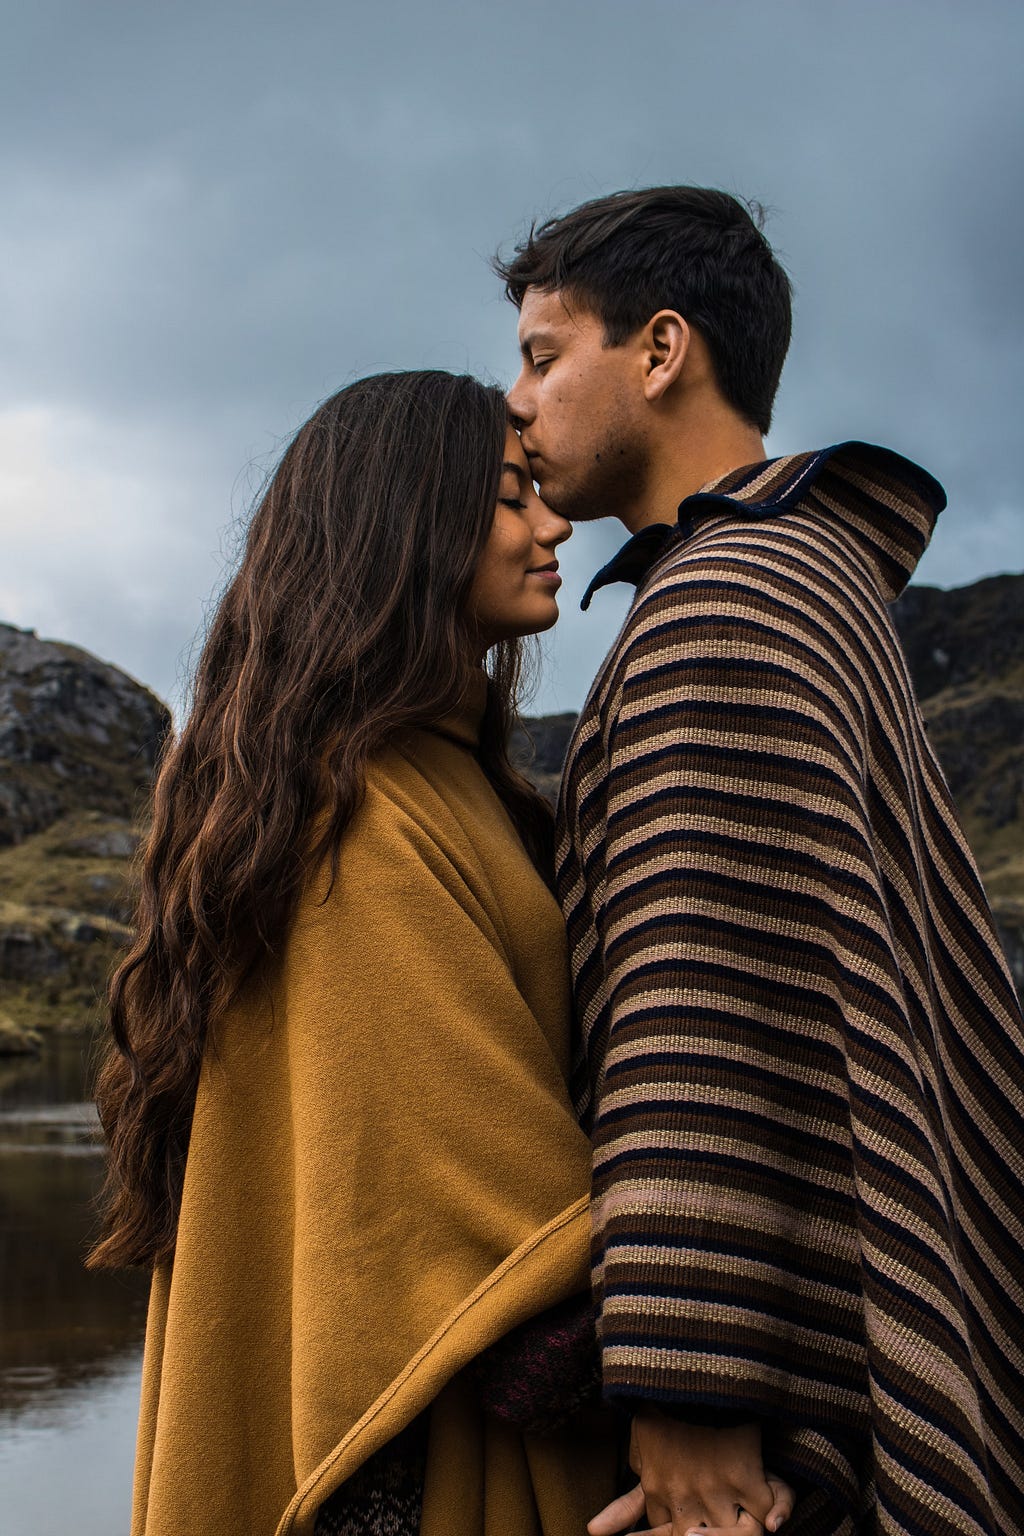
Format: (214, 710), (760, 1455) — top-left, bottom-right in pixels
(506, 287), (649, 523)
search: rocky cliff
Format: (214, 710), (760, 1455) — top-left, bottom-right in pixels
(2, 572), (1021, 1052)
(892, 576), (1023, 988)
(0, 625), (169, 1049)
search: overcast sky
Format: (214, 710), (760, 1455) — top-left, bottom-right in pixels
(1, 0), (1021, 717)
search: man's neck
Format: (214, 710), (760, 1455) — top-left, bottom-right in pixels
(622, 415), (767, 535)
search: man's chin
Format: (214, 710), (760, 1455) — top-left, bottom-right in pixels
(532, 463), (616, 523)
(547, 487), (607, 524)
(535, 472), (584, 521)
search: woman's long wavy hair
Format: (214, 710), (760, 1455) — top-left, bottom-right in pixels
(89, 370), (553, 1271)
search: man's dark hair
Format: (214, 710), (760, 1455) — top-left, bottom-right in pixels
(495, 186), (792, 436)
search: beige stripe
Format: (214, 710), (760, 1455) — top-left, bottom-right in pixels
(600, 1293), (864, 1367)
(591, 1179), (857, 1248)
(601, 1343), (868, 1416)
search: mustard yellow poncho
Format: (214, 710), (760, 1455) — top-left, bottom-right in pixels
(131, 697), (617, 1536)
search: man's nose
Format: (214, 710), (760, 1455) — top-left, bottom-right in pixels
(506, 370), (533, 426)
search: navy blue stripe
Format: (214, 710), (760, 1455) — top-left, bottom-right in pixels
(596, 1141), (961, 1288)
(628, 542), (918, 744)
(600, 1041), (960, 1232)
(632, 540), (899, 692)
(858, 1252), (969, 1357)
(869, 1364), (988, 1491)
(607, 822), (878, 902)
(614, 642), (863, 752)
(842, 1115), (951, 1217)
(605, 779), (869, 851)
(601, 1229), (862, 1295)
(600, 1039), (951, 1189)
(605, 742), (863, 830)
(603, 1029), (848, 1082)
(618, 955), (980, 1117)
(594, 1134), (855, 1199)
(607, 1277), (864, 1341)
(600, 917), (905, 1016)
(600, 1324), (862, 1394)
(601, 869), (897, 974)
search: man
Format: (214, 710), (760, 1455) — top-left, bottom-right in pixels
(498, 187), (1024, 1536)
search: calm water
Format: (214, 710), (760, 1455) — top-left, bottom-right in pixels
(0, 1035), (148, 1534)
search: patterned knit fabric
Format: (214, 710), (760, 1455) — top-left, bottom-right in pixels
(314, 1415), (427, 1536)
(470, 1291), (602, 1431)
(557, 442), (1024, 1535)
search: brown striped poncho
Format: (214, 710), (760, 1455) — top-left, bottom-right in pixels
(557, 442), (1024, 1536)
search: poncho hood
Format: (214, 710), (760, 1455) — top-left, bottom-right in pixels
(581, 442), (946, 611)
(690, 441), (946, 601)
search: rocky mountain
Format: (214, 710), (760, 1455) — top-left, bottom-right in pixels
(892, 575), (1023, 986)
(0, 625), (169, 1049)
(0, 624), (168, 844)
(1, 572), (1021, 1052)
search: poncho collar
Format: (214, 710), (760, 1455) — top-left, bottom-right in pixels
(580, 440), (946, 610)
(428, 667), (488, 749)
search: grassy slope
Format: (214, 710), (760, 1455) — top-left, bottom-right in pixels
(1, 609), (1021, 1046)
(919, 664), (1023, 912)
(0, 811), (136, 1036)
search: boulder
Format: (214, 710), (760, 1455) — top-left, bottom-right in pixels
(0, 1009), (42, 1056)
(0, 623), (169, 847)
(0, 625), (165, 1032)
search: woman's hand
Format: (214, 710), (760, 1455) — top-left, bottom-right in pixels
(587, 1410), (795, 1536)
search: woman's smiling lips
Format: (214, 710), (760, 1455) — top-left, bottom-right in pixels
(527, 560), (561, 588)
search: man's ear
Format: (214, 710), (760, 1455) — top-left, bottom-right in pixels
(642, 310), (690, 402)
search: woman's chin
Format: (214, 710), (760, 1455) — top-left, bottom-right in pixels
(478, 605), (561, 649)
(522, 604), (561, 638)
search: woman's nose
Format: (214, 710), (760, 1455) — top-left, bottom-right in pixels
(540, 513), (572, 548)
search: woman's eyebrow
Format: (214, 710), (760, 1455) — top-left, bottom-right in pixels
(501, 460), (526, 478)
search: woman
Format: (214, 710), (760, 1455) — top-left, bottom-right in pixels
(89, 371), (619, 1536)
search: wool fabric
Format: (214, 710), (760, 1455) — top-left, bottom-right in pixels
(131, 690), (617, 1536)
(558, 443), (1024, 1535)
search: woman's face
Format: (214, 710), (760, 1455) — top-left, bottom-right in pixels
(465, 427), (572, 655)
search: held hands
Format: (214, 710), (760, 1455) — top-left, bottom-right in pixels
(587, 1410), (795, 1536)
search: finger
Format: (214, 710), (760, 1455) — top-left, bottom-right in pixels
(646, 1492), (676, 1532)
(683, 1513), (762, 1536)
(693, 1492), (761, 1530)
(629, 1416), (640, 1470)
(686, 1526), (757, 1536)
(765, 1474), (796, 1532)
(587, 1483), (646, 1535)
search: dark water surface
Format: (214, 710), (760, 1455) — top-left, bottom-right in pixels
(0, 1035), (147, 1534)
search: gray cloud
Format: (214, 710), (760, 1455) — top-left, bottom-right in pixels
(0, 0), (1020, 715)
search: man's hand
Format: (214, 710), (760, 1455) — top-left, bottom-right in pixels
(587, 1410), (795, 1536)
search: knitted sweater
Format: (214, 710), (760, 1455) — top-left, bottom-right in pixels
(131, 688), (617, 1536)
(557, 443), (1024, 1536)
